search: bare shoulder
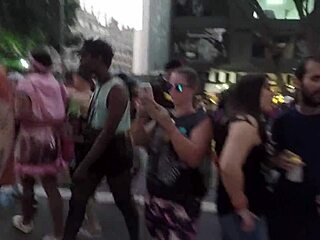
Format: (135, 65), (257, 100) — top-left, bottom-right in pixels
(110, 84), (125, 93)
(109, 78), (128, 96)
(228, 116), (260, 144)
(191, 116), (213, 140)
(107, 81), (128, 108)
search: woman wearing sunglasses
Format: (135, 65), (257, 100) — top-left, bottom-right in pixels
(132, 67), (213, 239)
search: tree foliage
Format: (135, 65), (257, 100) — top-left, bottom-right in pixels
(0, 28), (44, 58)
(0, 0), (79, 54)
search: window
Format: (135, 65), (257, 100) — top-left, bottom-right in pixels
(257, 0), (315, 19)
(267, 0), (284, 5)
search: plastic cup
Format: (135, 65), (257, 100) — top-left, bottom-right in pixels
(286, 164), (304, 183)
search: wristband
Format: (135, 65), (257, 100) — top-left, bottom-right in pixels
(232, 196), (249, 211)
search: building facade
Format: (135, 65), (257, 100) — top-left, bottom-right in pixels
(137, 0), (319, 93)
(66, 8), (134, 73)
(133, 0), (171, 75)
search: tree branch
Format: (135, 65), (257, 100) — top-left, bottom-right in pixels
(293, 0), (306, 19)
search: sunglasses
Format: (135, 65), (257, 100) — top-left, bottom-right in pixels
(165, 82), (191, 93)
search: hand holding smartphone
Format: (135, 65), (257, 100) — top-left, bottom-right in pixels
(139, 82), (154, 100)
(137, 82), (154, 119)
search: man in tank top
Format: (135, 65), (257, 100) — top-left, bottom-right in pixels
(63, 39), (139, 240)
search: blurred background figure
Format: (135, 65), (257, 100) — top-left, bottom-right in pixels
(0, 65), (15, 188)
(117, 73), (139, 120)
(163, 59), (183, 81)
(64, 69), (103, 239)
(65, 69), (94, 142)
(116, 73), (143, 178)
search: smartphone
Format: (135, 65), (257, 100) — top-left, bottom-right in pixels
(139, 82), (154, 100)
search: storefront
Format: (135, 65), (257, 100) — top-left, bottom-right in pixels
(204, 68), (296, 106)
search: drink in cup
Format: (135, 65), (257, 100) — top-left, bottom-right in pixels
(284, 150), (304, 183)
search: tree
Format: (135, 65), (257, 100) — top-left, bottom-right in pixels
(0, 0), (79, 53)
(293, 0), (320, 54)
(0, 29), (44, 58)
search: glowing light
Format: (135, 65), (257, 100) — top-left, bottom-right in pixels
(229, 72), (237, 83)
(209, 70), (216, 82)
(218, 72), (226, 83)
(272, 94), (285, 104)
(222, 84), (229, 89)
(20, 59), (29, 69)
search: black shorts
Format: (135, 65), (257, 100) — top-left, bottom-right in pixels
(70, 134), (133, 178)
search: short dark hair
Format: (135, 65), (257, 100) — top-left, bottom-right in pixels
(81, 39), (114, 68)
(218, 88), (233, 110)
(173, 67), (199, 89)
(31, 49), (52, 67)
(165, 59), (183, 71)
(295, 55), (320, 81)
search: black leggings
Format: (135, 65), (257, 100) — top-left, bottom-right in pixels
(63, 169), (139, 240)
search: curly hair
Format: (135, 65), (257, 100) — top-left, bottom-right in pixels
(81, 39), (114, 68)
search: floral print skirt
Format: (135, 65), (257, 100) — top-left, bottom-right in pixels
(145, 196), (198, 240)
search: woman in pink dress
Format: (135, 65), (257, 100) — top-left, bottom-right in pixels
(12, 50), (67, 240)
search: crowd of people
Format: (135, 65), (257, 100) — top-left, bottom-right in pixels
(0, 38), (320, 240)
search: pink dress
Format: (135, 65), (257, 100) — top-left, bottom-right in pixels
(15, 72), (67, 176)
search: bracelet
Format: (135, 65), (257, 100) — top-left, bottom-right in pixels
(232, 196), (249, 211)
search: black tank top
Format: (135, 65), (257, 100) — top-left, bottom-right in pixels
(215, 116), (268, 216)
(147, 109), (210, 217)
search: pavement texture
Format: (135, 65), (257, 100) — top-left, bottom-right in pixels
(0, 193), (221, 240)
(0, 161), (222, 239)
